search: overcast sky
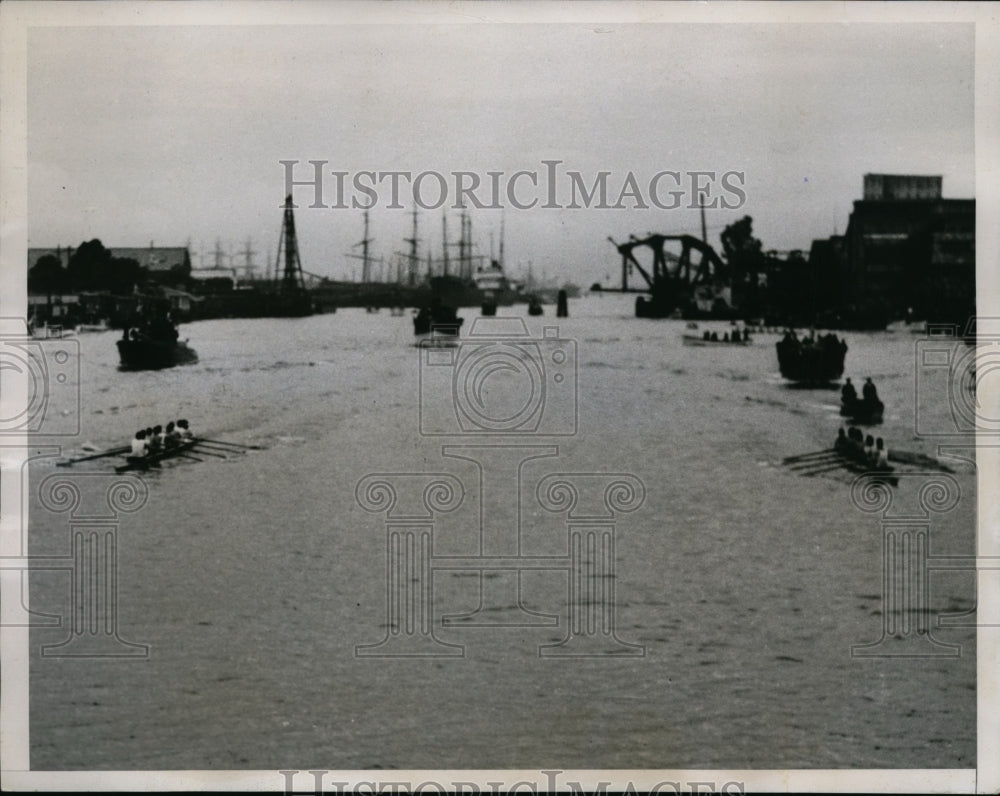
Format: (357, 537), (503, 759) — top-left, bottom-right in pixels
(27, 20), (974, 286)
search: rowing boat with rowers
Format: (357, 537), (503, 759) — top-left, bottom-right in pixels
(783, 448), (898, 486)
(115, 439), (201, 473)
(55, 437), (262, 473)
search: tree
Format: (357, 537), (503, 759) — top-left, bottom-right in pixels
(28, 254), (67, 296)
(720, 216), (766, 313)
(67, 239), (113, 290)
(67, 239), (145, 293)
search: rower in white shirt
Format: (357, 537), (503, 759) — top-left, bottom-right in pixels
(130, 430), (148, 457)
(176, 418), (193, 440)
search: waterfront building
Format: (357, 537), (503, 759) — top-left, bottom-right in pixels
(808, 174), (974, 326)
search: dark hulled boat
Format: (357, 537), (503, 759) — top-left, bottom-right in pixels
(840, 397), (884, 424)
(414, 304), (464, 336)
(117, 335), (197, 370)
(776, 332), (847, 383)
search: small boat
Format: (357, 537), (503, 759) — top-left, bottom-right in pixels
(117, 336), (198, 370)
(30, 323), (74, 340)
(115, 440), (199, 473)
(840, 397), (884, 424)
(776, 333), (847, 384)
(76, 321), (110, 333)
(682, 333), (751, 346)
(414, 305), (463, 336)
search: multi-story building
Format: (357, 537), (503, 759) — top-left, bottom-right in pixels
(808, 174), (974, 326)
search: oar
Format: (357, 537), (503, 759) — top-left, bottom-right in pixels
(801, 461), (851, 476)
(115, 460), (160, 474)
(787, 455), (841, 471)
(56, 446), (131, 467)
(176, 453), (203, 462)
(189, 445), (228, 458)
(786, 451), (840, 466)
(782, 449), (836, 464)
(191, 440), (246, 453)
(194, 437), (262, 450)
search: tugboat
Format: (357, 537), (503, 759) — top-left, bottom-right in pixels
(117, 309), (197, 370)
(413, 297), (464, 337)
(775, 330), (847, 384)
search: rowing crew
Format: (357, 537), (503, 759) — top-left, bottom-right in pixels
(131, 419), (193, 457)
(834, 426), (890, 470)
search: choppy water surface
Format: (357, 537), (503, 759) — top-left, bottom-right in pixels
(29, 294), (976, 770)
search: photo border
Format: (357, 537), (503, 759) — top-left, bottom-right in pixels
(2, 1), (996, 792)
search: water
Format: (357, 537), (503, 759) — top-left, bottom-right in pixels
(28, 294), (976, 770)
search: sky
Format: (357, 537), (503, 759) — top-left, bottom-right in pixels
(26, 17), (975, 288)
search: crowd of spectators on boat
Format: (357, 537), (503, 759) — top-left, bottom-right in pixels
(121, 309), (180, 344)
(835, 426), (890, 470)
(130, 419), (193, 458)
(779, 328), (848, 355)
(702, 328), (752, 343)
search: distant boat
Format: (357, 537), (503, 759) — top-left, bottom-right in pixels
(682, 333), (751, 347)
(776, 333), (847, 383)
(473, 263), (518, 307)
(413, 305), (464, 336)
(30, 323), (74, 340)
(840, 397), (884, 424)
(76, 320), (110, 333)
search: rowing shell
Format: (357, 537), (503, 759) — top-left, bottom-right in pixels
(791, 450), (898, 486)
(115, 440), (199, 473)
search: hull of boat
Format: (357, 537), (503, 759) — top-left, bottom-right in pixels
(115, 440), (198, 473)
(840, 399), (884, 424)
(776, 339), (847, 383)
(682, 334), (750, 346)
(117, 339), (198, 370)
